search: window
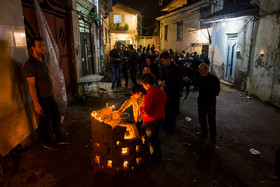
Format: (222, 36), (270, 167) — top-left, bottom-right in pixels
(105, 28), (108, 43)
(164, 25), (168, 41)
(177, 21), (183, 40)
(114, 14), (122, 23)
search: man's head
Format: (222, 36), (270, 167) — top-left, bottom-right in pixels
(130, 84), (146, 99)
(115, 42), (121, 50)
(30, 37), (45, 58)
(140, 73), (156, 91)
(202, 49), (206, 54)
(198, 63), (209, 77)
(160, 51), (171, 67)
(128, 44), (134, 51)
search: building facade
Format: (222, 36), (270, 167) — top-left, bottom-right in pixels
(204, 0), (280, 107)
(109, 3), (142, 49)
(156, 0), (212, 54)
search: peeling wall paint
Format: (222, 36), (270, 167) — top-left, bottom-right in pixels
(247, 0), (280, 106)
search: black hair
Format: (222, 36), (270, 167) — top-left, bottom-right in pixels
(29, 37), (43, 49)
(160, 51), (171, 60)
(130, 84), (146, 95)
(140, 73), (155, 86)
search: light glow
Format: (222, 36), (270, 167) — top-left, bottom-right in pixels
(107, 160), (112, 168)
(123, 161), (128, 168)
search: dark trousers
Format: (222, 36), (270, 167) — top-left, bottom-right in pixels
(144, 118), (164, 162)
(198, 105), (216, 139)
(276, 147), (280, 177)
(180, 81), (191, 97)
(164, 107), (178, 134)
(38, 95), (62, 144)
(122, 65), (128, 88)
(130, 67), (137, 85)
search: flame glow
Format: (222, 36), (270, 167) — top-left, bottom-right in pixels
(123, 161), (128, 168)
(107, 160), (112, 168)
(122, 147), (129, 155)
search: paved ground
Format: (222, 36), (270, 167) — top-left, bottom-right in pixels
(1, 79), (280, 187)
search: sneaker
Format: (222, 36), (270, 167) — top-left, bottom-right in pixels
(42, 143), (59, 151)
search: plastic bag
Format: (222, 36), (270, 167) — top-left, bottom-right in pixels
(34, 0), (67, 114)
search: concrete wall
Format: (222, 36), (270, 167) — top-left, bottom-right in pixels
(159, 11), (201, 52)
(247, 0), (280, 106)
(212, 17), (253, 85)
(158, 2), (211, 54)
(0, 0), (37, 156)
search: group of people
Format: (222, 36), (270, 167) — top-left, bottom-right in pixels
(109, 43), (162, 92)
(113, 45), (220, 163)
(22, 36), (280, 178)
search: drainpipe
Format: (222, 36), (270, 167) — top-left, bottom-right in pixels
(210, 22), (216, 74)
(246, 16), (257, 76)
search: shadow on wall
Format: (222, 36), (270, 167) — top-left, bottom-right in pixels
(0, 39), (37, 156)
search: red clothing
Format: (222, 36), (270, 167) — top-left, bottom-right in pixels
(140, 86), (167, 122)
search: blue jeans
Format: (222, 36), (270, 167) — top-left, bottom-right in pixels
(112, 64), (120, 89)
(144, 118), (164, 162)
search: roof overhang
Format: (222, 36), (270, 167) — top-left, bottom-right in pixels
(201, 4), (258, 23)
(156, 0), (208, 21)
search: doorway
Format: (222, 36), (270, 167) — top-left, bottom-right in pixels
(224, 34), (237, 82)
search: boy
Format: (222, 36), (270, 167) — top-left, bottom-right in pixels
(140, 73), (167, 163)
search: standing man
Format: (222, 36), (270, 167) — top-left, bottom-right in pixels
(140, 73), (167, 163)
(127, 45), (138, 85)
(200, 49), (210, 65)
(196, 63), (220, 143)
(160, 51), (181, 135)
(24, 37), (63, 150)
(109, 42), (123, 92)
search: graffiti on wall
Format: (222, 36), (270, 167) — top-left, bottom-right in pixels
(254, 56), (273, 71)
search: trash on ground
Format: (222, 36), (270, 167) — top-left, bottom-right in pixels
(185, 116), (192, 122)
(249, 148), (260, 155)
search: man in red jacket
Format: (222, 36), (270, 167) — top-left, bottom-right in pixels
(140, 73), (167, 163)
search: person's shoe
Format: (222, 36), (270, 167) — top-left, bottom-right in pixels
(268, 174), (280, 181)
(57, 139), (71, 145)
(42, 143), (59, 151)
(196, 132), (207, 138)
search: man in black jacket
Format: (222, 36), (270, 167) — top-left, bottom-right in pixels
(196, 63), (220, 143)
(160, 51), (181, 135)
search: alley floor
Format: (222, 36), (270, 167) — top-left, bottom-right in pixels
(1, 80), (280, 187)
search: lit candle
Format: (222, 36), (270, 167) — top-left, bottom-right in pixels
(123, 161), (128, 168)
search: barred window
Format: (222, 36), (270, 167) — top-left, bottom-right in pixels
(177, 21), (183, 40)
(164, 25), (168, 41)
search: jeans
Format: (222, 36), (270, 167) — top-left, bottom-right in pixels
(144, 118), (164, 162)
(112, 64), (120, 89)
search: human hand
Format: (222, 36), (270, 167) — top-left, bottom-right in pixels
(34, 103), (45, 116)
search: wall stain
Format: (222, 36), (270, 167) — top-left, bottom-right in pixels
(254, 56), (273, 70)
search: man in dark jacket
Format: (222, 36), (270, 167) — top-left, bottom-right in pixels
(196, 63), (220, 143)
(160, 51), (181, 135)
(128, 45), (138, 85)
